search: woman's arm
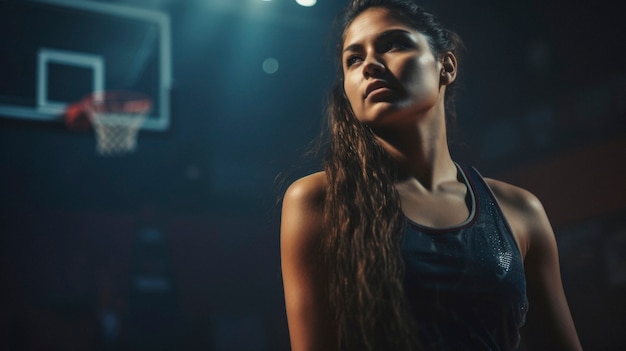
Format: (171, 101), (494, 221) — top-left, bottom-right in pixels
(488, 179), (583, 350)
(521, 192), (583, 350)
(280, 173), (337, 351)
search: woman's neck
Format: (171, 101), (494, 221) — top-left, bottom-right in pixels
(372, 112), (456, 190)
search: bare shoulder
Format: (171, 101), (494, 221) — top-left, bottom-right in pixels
(484, 178), (545, 216)
(280, 171), (328, 256)
(283, 171), (327, 211)
(484, 178), (552, 257)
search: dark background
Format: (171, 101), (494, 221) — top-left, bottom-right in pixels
(1, 0), (625, 350)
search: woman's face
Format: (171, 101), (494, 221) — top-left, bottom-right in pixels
(342, 7), (445, 127)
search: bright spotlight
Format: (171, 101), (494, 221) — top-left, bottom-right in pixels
(296, 0), (317, 7)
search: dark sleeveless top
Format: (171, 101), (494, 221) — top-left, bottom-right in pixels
(401, 164), (528, 351)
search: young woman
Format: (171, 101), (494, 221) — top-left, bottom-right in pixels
(280, 0), (583, 350)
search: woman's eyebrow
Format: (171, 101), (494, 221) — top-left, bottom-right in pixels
(343, 29), (414, 54)
(377, 28), (413, 40)
(343, 42), (363, 55)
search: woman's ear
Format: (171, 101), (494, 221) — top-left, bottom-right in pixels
(440, 52), (457, 85)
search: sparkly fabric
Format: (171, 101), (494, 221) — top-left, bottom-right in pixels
(401, 165), (528, 351)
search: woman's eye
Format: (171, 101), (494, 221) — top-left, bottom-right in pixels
(384, 39), (409, 51)
(377, 33), (414, 53)
(346, 56), (362, 67)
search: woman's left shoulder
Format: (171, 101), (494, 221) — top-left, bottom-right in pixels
(483, 178), (553, 258)
(483, 178), (545, 215)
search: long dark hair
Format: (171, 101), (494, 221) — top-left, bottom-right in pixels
(322, 1), (464, 350)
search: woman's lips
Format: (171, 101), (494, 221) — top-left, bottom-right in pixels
(365, 80), (393, 99)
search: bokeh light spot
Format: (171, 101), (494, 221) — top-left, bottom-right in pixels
(262, 57), (279, 74)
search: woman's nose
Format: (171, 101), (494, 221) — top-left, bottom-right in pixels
(363, 56), (385, 77)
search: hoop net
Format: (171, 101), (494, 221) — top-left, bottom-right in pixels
(82, 91), (151, 156)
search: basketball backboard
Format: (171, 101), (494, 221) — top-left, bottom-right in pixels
(0, 0), (171, 131)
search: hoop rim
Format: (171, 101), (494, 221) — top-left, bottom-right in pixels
(82, 90), (152, 115)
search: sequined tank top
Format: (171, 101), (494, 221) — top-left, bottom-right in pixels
(401, 165), (528, 350)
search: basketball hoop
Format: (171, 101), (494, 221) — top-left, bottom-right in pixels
(81, 91), (151, 156)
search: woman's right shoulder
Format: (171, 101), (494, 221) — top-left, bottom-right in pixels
(283, 171), (328, 211)
(281, 171), (327, 245)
